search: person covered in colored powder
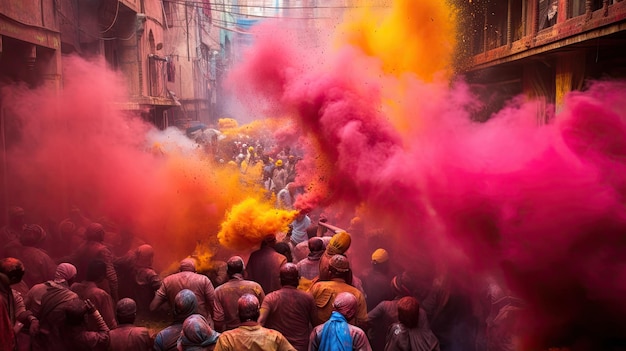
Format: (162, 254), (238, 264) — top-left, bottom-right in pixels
(258, 263), (317, 351)
(309, 292), (372, 351)
(213, 294), (296, 351)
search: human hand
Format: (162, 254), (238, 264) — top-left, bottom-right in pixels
(85, 299), (97, 314)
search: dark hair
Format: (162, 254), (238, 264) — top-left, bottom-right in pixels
(274, 242), (293, 262)
(279, 263), (299, 287)
(238, 294), (260, 322)
(85, 260), (107, 282)
(226, 256), (244, 277)
(397, 296), (420, 329)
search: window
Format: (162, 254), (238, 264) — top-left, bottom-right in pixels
(539, 0), (558, 30)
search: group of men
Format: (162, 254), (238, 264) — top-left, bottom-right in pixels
(0, 201), (443, 351)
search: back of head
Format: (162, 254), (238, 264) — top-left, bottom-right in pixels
(226, 256), (244, 276)
(308, 237), (325, 253)
(333, 292), (358, 320)
(181, 314), (217, 347)
(328, 254), (350, 278)
(262, 234), (277, 247)
(238, 293), (260, 323)
(85, 259), (107, 282)
(135, 244), (154, 267)
(279, 263), (299, 287)
(20, 224), (46, 247)
(179, 258), (197, 272)
(371, 248), (389, 266)
(175, 289), (199, 320)
(55, 263), (77, 284)
(84, 223), (105, 242)
(116, 298), (137, 324)
(391, 272), (414, 297)
(397, 296), (420, 328)
(0, 257), (25, 285)
(327, 232), (351, 255)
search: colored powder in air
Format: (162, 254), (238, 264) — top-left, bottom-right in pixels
(226, 1), (626, 348)
(338, 0), (457, 81)
(217, 197), (296, 250)
(1, 56), (254, 270)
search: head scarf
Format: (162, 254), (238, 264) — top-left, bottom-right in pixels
(174, 289), (199, 323)
(177, 314), (220, 351)
(319, 311), (352, 351)
(20, 224), (46, 246)
(179, 258), (197, 272)
(116, 298), (137, 318)
(54, 263), (77, 283)
(84, 223), (105, 241)
(326, 232), (351, 255)
(333, 292), (358, 320)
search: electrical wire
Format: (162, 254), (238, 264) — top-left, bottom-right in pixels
(100, 0), (121, 33)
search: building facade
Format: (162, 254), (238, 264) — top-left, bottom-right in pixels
(458, 0), (626, 123)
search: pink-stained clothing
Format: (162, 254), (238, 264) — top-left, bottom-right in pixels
(109, 324), (153, 351)
(214, 321), (296, 351)
(0, 289), (15, 351)
(67, 241), (118, 301)
(71, 281), (117, 330)
(213, 275), (265, 331)
(308, 279), (368, 330)
(258, 286), (316, 351)
(4, 245), (56, 289)
(309, 322), (372, 351)
(247, 246), (287, 294)
(61, 310), (110, 351)
(30, 281), (80, 351)
(153, 271), (218, 323)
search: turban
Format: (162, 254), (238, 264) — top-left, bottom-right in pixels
(329, 254), (350, 273)
(391, 273), (413, 297)
(54, 263), (77, 283)
(371, 248), (389, 264)
(116, 298), (137, 318)
(327, 232), (351, 255)
(179, 315), (220, 350)
(179, 258), (197, 272)
(333, 292), (358, 320)
(174, 289), (199, 322)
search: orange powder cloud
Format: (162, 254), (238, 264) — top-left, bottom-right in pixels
(339, 0), (457, 81)
(217, 197), (296, 251)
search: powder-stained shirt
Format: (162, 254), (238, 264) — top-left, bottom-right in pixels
(258, 286), (316, 351)
(214, 322), (296, 351)
(309, 322), (372, 351)
(109, 324), (153, 351)
(247, 246), (287, 294)
(154, 271), (219, 324)
(213, 275), (265, 331)
(308, 279), (368, 329)
(71, 281), (117, 330)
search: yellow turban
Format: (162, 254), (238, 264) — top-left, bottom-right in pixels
(327, 232), (351, 255)
(371, 248), (389, 264)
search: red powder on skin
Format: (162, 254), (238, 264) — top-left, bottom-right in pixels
(227, 19), (626, 349)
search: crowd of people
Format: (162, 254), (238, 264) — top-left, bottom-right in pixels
(0, 140), (524, 351)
